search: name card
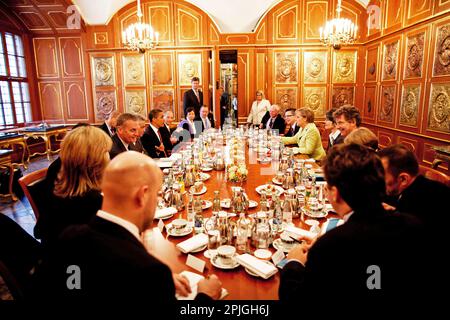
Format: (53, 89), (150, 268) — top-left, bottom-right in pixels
(272, 249), (286, 266)
(158, 219), (165, 233)
(186, 254), (206, 273)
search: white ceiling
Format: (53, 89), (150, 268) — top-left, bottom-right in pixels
(73, 0), (369, 33)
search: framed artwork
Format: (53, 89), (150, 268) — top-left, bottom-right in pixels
(303, 86), (326, 117)
(303, 51), (327, 84)
(275, 51), (298, 84)
(382, 40), (399, 81)
(124, 89), (147, 117)
(400, 84), (420, 127)
(363, 86), (377, 120)
(151, 54), (173, 86)
(332, 51), (356, 83)
(95, 91), (116, 121)
(378, 85), (396, 123)
(92, 56), (115, 87)
(404, 32), (425, 79)
(275, 88), (297, 111)
(122, 54), (145, 86)
(365, 46), (378, 82)
(178, 53), (201, 86)
(152, 89), (174, 114)
(427, 84), (450, 133)
(332, 86), (354, 108)
(433, 24), (450, 77)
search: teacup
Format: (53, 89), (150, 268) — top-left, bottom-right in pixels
(216, 245), (236, 265)
(172, 218), (188, 233)
(279, 232), (295, 247)
(194, 181), (204, 193)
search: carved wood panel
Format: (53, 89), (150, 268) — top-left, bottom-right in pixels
(303, 51), (327, 84)
(33, 38), (59, 78)
(432, 23), (450, 77)
(59, 37), (84, 78)
(363, 85), (377, 122)
(176, 6), (202, 45)
(148, 5), (172, 43)
(383, 0), (404, 33)
(273, 3), (299, 43)
(38, 81), (63, 120)
(406, 0), (432, 25)
(398, 136), (419, 153)
(152, 88), (174, 114)
(95, 91), (116, 121)
(303, 86), (326, 118)
(177, 53), (202, 86)
(275, 88), (297, 112)
(124, 89), (147, 117)
(382, 40), (399, 81)
(400, 84), (421, 128)
(378, 85), (396, 124)
(434, 0), (450, 14)
(404, 31), (425, 79)
(365, 45), (379, 82)
(122, 54), (145, 87)
(275, 51), (298, 84)
(151, 54), (173, 86)
(332, 86), (354, 108)
(377, 130), (394, 149)
(304, 1), (327, 41)
(333, 51), (357, 83)
(64, 81), (88, 120)
(427, 83), (450, 134)
(256, 52), (266, 93)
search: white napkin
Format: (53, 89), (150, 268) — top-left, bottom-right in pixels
(154, 207), (177, 219)
(235, 254), (278, 279)
(176, 233), (208, 254)
(176, 271), (228, 300)
(169, 153), (182, 161)
(285, 225), (317, 240)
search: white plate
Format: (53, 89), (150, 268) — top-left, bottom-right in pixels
(166, 224), (193, 237)
(245, 261), (274, 278)
(202, 200), (212, 210)
(158, 213), (174, 220)
(199, 173), (211, 181)
(257, 157), (271, 163)
(201, 167), (213, 172)
(210, 254), (240, 270)
(221, 199), (258, 209)
(272, 238), (296, 253)
(301, 207), (328, 219)
(255, 184), (284, 196)
(191, 244), (207, 253)
(272, 177), (283, 185)
(189, 186), (207, 195)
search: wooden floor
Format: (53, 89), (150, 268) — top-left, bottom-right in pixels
(0, 155), (58, 237)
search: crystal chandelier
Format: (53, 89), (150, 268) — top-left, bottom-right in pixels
(319, 0), (357, 50)
(122, 0), (159, 53)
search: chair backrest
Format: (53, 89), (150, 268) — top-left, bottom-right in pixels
(419, 166), (450, 187)
(0, 260), (24, 300)
(18, 168), (48, 220)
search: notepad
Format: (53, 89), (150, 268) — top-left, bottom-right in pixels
(176, 233), (209, 254)
(154, 207), (177, 219)
(176, 271), (228, 300)
(285, 225), (317, 240)
(235, 254), (278, 279)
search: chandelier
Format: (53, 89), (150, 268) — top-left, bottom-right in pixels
(319, 0), (357, 50)
(122, 0), (159, 53)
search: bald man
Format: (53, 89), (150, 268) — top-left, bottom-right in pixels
(33, 152), (222, 301)
(260, 104), (286, 133)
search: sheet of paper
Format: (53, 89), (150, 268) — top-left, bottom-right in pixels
(186, 254), (206, 273)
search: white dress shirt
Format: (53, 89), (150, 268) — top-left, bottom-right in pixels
(97, 210), (141, 242)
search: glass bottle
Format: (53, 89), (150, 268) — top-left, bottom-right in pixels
(193, 196), (204, 234)
(236, 212), (250, 253)
(212, 191), (221, 216)
(282, 194), (293, 225)
(272, 195), (283, 233)
(186, 194), (195, 227)
(259, 191), (268, 213)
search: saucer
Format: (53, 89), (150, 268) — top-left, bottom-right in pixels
(202, 200), (212, 210)
(191, 244), (207, 253)
(301, 207), (328, 219)
(189, 185), (207, 195)
(244, 261), (274, 278)
(201, 167), (213, 172)
(166, 224), (193, 237)
(211, 254), (240, 270)
(198, 173), (211, 181)
(272, 238), (295, 253)
(272, 177), (283, 185)
(256, 184), (284, 196)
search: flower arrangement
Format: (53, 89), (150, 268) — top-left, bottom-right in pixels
(226, 163), (248, 183)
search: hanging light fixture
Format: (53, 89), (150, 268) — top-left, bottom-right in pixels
(319, 0), (357, 50)
(122, 0), (159, 53)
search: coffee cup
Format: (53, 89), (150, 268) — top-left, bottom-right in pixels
(194, 181), (204, 193)
(172, 218), (188, 233)
(216, 245), (236, 265)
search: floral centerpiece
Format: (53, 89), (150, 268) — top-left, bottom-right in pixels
(226, 162), (248, 183)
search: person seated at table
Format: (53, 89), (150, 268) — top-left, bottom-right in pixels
(259, 104), (286, 134)
(32, 151), (223, 302)
(283, 108), (299, 137)
(176, 107), (200, 141)
(333, 105), (361, 140)
(141, 109), (167, 158)
(34, 126), (112, 249)
(109, 113), (140, 159)
(378, 144), (449, 227)
(129, 114), (147, 154)
(278, 144), (427, 304)
(159, 110), (178, 155)
(324, 107), (343, 152)
(247, 90), (271, 127)
(281, 107), (325, 161)
(197, 105), (215, 132)
(344, 127), (378, 151)
(99, 110), (121, 138)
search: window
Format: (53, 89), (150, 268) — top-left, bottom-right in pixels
(0, 32), (32, 126)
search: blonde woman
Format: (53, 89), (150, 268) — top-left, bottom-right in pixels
(281, 107), (326, 161)
(35, 126), (112, 247)
(247, 90), (271, 126)
(344, 127), (379, 151)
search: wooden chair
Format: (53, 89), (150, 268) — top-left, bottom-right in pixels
(419, 166), (450, 187)
(18, 167), (48, 220)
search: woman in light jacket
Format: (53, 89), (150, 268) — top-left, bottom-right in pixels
(247, 90), (271, 126)
(281, 107), (326, 161)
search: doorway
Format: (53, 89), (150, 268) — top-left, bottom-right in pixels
(219, 50), (237, 128)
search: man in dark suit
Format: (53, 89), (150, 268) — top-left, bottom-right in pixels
(141, 109), (167, 158)
(159, 110), (178, 155)
(260, 104), (286, 134)
(31, 151), (222, 302)
(283, 108), (299, 137)
(183, 77), (203, 117)
(197, 105), (215, 132)
(333, 105), (361, 140)
(129, 114), (147, 154)
(279, 144), (428, 305)
(99, 111), (121, 138)
(325, 108), (343, 152)
(219, 86), (229, 128)
(109, 113), (140, 159)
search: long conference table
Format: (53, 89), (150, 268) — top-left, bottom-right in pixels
(144, 144), (323, 300)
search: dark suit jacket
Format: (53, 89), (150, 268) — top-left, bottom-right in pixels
(196, 113), (215, 132)
(279, 208), (429, 304)
(99, 122), (113, 138)
(260, 112), (286, 134)
(32, 216), (211, 303)
(159, 124), (175, 153)
(284, 123), (300, 137)
(326, 132), (344, 152)
(129, 139), (146, 155)
(109, 134), (128, 159)
(140, 126), (166, 158)
(183, 89), (203, 116)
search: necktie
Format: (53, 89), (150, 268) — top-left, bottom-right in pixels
(194, 90), (200, 102)
(269, 118), (274, 129)
(157, 130), (163, 143)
